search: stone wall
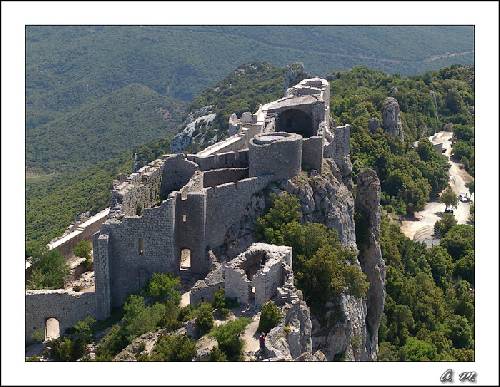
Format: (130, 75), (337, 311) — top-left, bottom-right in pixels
(175, 192), (208, 275)
(111, 159), (164, 218)
(204, 176), (271, 249)
(190, 263), (224, 305)
(93, 232), (111, 320)
(224, 244), (292, 306)
(160, 154), (199, 198)
(202, 168), (249, 188)
(302, 136), (323, 172)
(187, 149), (249, 171)
(25, 290), (96, 344)
(105, 198), (177, 307)
(48, 209), (110, 258)
(249, 132), (302, 180)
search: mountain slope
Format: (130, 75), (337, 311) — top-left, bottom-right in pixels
(26, 26), (473, 127)
(26, 83), (186, 172)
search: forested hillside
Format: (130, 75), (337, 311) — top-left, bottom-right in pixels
(26, 84), (186, 173)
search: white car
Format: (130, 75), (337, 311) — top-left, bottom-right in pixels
(459, 193), (470, 203)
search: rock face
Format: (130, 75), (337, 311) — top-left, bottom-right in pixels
(278, 159), (356, 249)
(354, 169), (386, 359)
(170, 106), (217, 152)
(265, 299), (312, 361)
(381, 97), (404, 140)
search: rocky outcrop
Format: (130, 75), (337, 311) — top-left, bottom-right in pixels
(265, 298), (312, 361)
(283, 62), (310, 93)
(381, 97), (404, 140)
(278, 159), (356, 249)
(354, 169), (386, 359)
(170, 106), (216, 152)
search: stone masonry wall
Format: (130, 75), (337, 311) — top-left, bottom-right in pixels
(110, 159), (164, 218)
(302, 136), (323, 172)
(202, 168), (249, 188)
(187, 149), (249, 171)
(204, 176), (272, 249)
(105, 197), (177, 307)
(93, 232), (111, 320)
(25, 290), (96, 344)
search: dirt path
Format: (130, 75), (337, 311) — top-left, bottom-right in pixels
(242, 313), (260, 360)
(401, 131), (474, 243)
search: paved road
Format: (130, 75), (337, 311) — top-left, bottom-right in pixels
(401, 131), (474, 243)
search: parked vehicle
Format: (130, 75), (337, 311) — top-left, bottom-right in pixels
(444, 208), (454, 214)
(459, 193), (471, 203)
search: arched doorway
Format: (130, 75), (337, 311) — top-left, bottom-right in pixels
(45, 317), (60, 341)
(180, 248), (191, 271)
(277, 109), (314, 137)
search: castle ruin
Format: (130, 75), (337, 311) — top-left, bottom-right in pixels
(26, 77), (352, 344)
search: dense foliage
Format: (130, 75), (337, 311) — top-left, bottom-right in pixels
(256, 193), (369, 315)
(330, 65), (473, 215)
(378, 218), (474, 361)
(258, 301), (282, 334)
(27, 249), (69, 290)
(210, 318), (250, 361)
(27, 84), (186, 173)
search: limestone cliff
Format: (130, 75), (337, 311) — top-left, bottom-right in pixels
(381, 97), (404, 140)
(276, 160), (384, 361)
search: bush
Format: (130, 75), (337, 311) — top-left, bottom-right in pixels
(95, 324), (127, 361)
(31, 329), (45, 343)
(121, 295), (165, 342)
(258, 301), (282, 334)
(441, 224), (474, 260)
(146, 273), (181, 305)
(49, 337), (75, 361)
(399, 337), (437, 361)
(212, 289), (231, 319)
(27, 249), (69, 290)
(434, 213), (457, 237)
(209, 346), (227, 361)
(195, 302), (214, 336)
(73, 240), (93, 271)
(210, 318), (250, 361)
(149, 334), (196, 361)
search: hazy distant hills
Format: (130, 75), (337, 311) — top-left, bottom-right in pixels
(26, 25), (473, 173)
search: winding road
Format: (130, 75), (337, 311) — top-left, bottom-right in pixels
(400, 131), (474, 245)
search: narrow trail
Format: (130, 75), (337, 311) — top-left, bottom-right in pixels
(400, 131), (474, 244)
(242, 313), (261, 360)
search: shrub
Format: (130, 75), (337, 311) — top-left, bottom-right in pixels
(258, 301), (282, 334)
(209, 346), (227, 361)
(441, 224), (474, 260)
(49, 337), (75, 361)
(122, 295), (165, 342)
(399, 337), (437, 361)
(149, 334), (196, 361)
(95, 324), (127, 361)
(146, 273), (181, 304)
(210, 318), (250, 361)
(73, 240), (93, 271)
(27, 249), (69, 290)
(195, 302), (214, 336)
(434, 213), (457, 237)
(212, 289), (230, 319)
(31, 329), (45, 343)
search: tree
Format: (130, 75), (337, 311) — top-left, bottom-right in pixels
(441, 225), (474, 260)
(445, 315), (473, 349)
(195, 302), (214, 336)
(399, 337), (437, 361)
(434, 213), (457, 237)
(27, 249), (70, 289)
(258, 301), (282, 334)
(440, 186), (458, 210)
(210, 318), (250, 361)
(149, 334), (196, 361)
(147, 273), (181, 305)
(73, 240), (93, 271)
